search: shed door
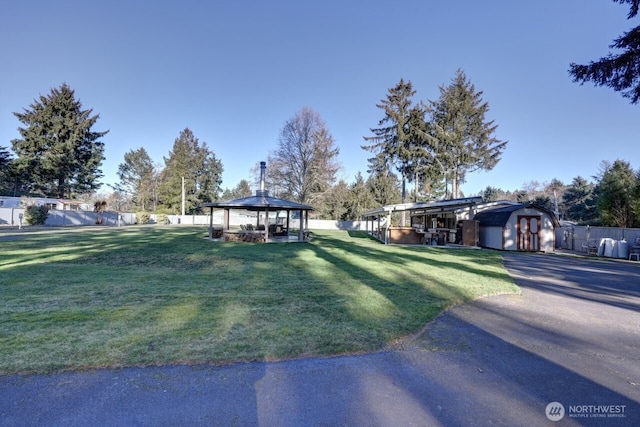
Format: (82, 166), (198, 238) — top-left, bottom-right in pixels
(517, 215), (541, 251)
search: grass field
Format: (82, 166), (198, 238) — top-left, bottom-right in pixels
(0, 226), (518, 374)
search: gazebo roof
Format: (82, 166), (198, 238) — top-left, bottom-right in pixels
(200, 191), (313, 212)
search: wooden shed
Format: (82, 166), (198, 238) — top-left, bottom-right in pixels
(473, 203), (559, 252)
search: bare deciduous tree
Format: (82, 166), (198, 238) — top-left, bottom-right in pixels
(268, 107), (340, 205)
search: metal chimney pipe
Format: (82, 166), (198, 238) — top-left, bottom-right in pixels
(260, 161), (266, 192)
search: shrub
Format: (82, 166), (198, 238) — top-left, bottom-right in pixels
(24, 205), (49, 225)
(136, 212), (150, 225)
(155, 214), (169, 225)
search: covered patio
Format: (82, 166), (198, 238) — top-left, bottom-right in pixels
(362, 197), (482, 246)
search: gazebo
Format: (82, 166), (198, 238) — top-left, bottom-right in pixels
(200, 162), (313, 242)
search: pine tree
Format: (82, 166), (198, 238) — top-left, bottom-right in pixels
(595, 160), (638, 227)
(363, 79), (427, 206)
(344, 172), (376, 220)
(429, 70), (507, 199)
(569, 0), (640, 103)
(11, 84), (107, 198)
(0, 146), (14, 195)
(321, 179), (350, 220)
(116, 147), (156, 211)
(221, 179), (253, 200)
(158, 128), (223, 214)
(366, 169), (401, 207)
(563, 176), (599, 224)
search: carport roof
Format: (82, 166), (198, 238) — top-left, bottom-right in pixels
(362, 197), (482, 218)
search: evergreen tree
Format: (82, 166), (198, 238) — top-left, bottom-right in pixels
(366, 168), (401, 207)
(595, 160), (638, 227)
(569, 0), (640, 103)
(429, 70), (507, 199)
(158, 128), (223, 214)
(221, 179), (253, 200)
(116, 147), (156, 211)
(11, 84), (107, 198)
(344, 172), (376, 220)
(268, 107), (340, 204)
(481, 186), (503, 202)
(531, 195), (554, 212)
(0, 146), (14, 195)
(321, 179), (350, 220)
(363, 79), (432, 206)
(564, 176), (599, 224)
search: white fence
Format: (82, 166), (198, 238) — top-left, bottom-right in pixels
(0, 208), (367, 231)
(557, 224), (640, 253)
(161, 215), (367, 230)
(0, 208), (136, 227)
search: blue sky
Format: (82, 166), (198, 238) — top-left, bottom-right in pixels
(1, 0), (638, 196)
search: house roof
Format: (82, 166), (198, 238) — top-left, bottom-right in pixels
(473, 203), (560, 227)
(200, 191), (313, 212)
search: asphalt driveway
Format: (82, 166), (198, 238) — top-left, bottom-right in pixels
(1, 252), (639, 426)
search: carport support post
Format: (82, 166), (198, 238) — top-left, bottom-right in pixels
(386, 211), (391, 244)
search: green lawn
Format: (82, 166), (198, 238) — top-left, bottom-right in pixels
(0, 227), (518, 374)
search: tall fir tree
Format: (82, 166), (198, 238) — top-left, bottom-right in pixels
(11, 84), (107, 198)
(158, 128), (223, 214)
(429, 69), (507, 199)
(569, 0), (640, 104)
(363, 79), (419, 207)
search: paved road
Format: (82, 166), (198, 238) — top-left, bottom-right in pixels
(1, 253), (639, 426)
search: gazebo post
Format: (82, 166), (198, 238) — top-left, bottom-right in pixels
(223, 208), (230, 239)
(209, 206), (214, 239)
(286, 210), (291, 238)
(264, 207), (269, 243)
(298, 209), (303, 241)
